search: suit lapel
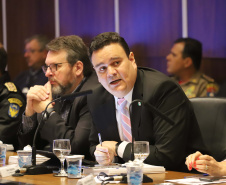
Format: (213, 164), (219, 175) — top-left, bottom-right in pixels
(91, 87), (121, 142)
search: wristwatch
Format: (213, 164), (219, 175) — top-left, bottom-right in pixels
(42, 107), (55, 121)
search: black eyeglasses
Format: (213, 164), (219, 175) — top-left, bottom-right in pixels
(42, 62), (69, 73)
(24, 49), (42, 54)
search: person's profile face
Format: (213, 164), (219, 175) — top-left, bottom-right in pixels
(166, 42), (186, 76)
(24, 39), (46, 69)
(92, 43), (137, 98)
(44, 50), (76, 96)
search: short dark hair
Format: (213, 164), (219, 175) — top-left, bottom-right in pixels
(0, 47), (7, 74)
(89, 32), (130, 59)
(174, 38), (202, 70)
(25, 34), (50, 51)
(47, 35), (92, 77)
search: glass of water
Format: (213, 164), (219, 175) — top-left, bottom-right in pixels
(53, 139), (71, 177)
(133, 141), (149, 162)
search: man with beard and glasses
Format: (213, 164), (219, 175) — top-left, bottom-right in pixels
(18, 35), (99, 160)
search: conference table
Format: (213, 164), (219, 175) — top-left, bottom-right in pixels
(1, 151), (212, 185)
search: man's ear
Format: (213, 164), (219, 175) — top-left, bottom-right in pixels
(184, 57), (193, 68)
(73, 61), (84, 76)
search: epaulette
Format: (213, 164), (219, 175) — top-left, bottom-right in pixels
(4, 82), (17, 92)
(201, 74), (214, 83)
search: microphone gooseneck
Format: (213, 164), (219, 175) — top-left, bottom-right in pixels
(129, 99), (142, 161)
(29, 90), (93, 175)
(128, 99), (175, 161)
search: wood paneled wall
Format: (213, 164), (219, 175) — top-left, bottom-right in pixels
(5, 0), (55, 80)
(1, 0), (226, 83)
(0, 2), (2, 44)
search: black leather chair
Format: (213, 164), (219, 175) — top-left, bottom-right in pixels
(190, 97), (226, 161)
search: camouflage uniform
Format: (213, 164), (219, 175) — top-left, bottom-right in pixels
(0, 72), (26, 150)
(172, 72), (218, 98)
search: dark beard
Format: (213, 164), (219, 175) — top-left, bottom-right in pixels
(51, 82), (73, 97)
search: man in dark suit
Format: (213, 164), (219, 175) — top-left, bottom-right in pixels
(18, 35), (99, 160)
(88, 32), (206, 171)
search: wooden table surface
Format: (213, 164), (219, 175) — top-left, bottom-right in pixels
(1, 151), (211, 185)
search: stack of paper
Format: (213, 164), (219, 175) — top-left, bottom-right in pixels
(83, 163), (165, 175)
(8, 154), (50, 165)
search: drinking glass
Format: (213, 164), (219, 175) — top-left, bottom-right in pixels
(133, 141), (149, 162)
(53, 139), (71, 177)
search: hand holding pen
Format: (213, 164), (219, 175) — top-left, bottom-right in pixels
(94, 133), (116, 165)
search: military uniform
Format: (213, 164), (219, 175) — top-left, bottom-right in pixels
(0, 72), (26, 150)
(172, 72), (219, 98)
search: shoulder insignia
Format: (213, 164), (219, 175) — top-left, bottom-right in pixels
(201, 74), (214, 82)
(4, 82), (17, 92)
(206, 83), (219, 97)
(8, 103), (20, 118)
(8, 98), (23, 107)
(185, 86), (196, 98)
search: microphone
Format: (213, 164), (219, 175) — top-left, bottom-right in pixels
(58, 89), (93, 101)
(27, 90), (93, 175)
(102, 174), (152, 183)
(129, 100), (142, 161)
(129, 99), (175, 160)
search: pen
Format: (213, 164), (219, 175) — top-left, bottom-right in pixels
(98, 133), (102, 146)
(184, 174), (209, 178)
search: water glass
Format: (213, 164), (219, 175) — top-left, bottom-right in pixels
(17, 150), (32, 168)
(0, 144), (7, 166)
(66, 155), (84, 178)
(126, 161), (143, 185)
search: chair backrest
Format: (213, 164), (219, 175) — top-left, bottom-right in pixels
(190, 97), (226, 161)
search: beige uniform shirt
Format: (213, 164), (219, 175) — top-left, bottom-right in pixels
(172, 72), (218, 98)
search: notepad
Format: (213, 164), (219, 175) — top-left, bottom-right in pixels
(83, 163), (165, 175)
(8, 154), (50, 165)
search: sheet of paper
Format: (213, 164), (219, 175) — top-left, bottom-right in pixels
(166, 177), (226, 185)
(94, 176), (120, 184)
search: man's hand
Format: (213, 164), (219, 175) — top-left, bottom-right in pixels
(94, 144), (115, 165)
(102, 141), (118, 156)
(25, 82), (52, 116)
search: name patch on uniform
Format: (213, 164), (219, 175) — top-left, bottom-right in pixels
(8, 103), (20, 118)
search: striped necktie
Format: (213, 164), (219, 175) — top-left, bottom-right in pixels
(117, 98), (132, 142)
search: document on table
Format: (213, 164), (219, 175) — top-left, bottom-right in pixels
(8, 154), (50, 165)
(83, 163), (165, 176)
(166, 177), (226, 184)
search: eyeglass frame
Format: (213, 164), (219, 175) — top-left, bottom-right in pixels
(24, 49), (43, 54)
(42, 62), (70, 73)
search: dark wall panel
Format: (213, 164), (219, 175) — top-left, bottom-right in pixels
(0, 2), (2, 44)
(120, 0), (182, 74)
(59, 0), (115, 45)
(188, 0), (226, 58)
(6, 0), (55, 80)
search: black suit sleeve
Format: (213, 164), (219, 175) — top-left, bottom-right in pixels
(40, 96), (92, 159)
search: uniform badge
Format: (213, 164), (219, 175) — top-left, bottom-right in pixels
(185, 86), (196, 98)
(7, 98), (23, 118)
(8, 103), (20, 118)
(4, 82), (17, 92)
(207, 83), (218, 97)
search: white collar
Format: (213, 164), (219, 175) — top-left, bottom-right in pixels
(114, 88), (133, 109)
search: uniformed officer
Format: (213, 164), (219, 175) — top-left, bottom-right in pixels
(0, 46), (26, 150)
(166, 37), (218, 98)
